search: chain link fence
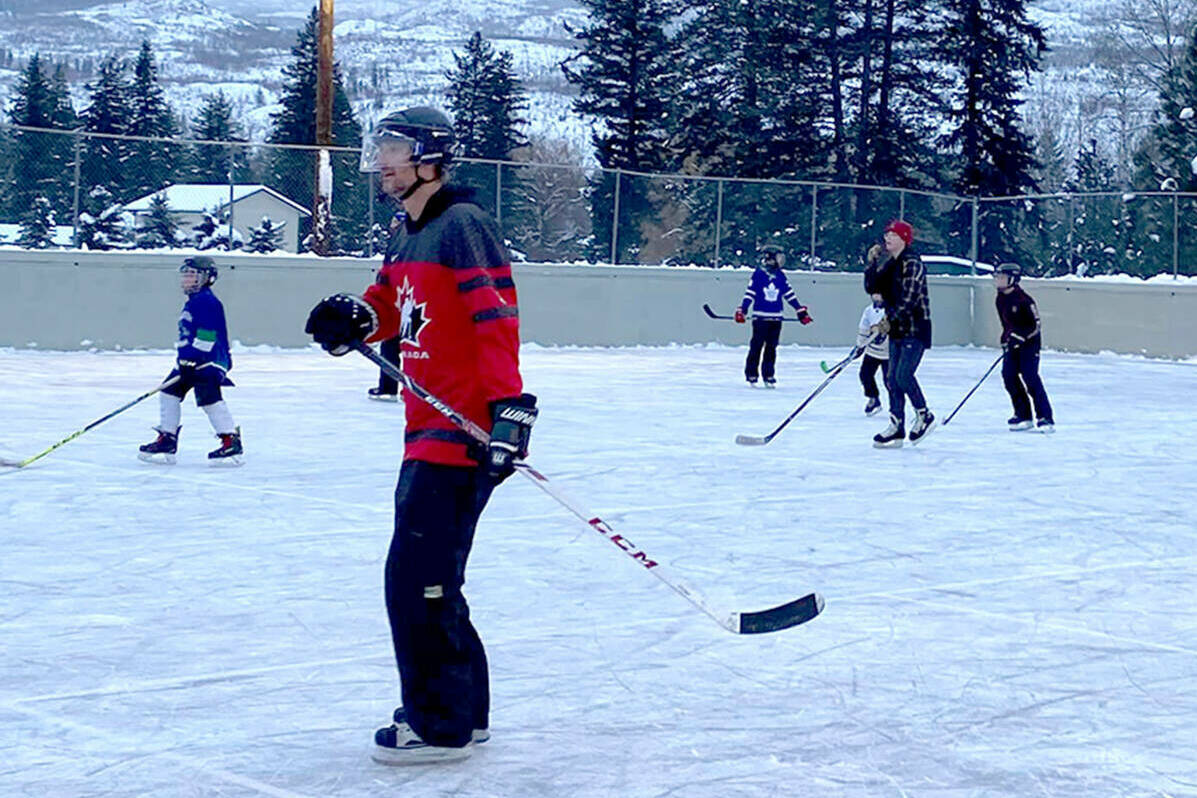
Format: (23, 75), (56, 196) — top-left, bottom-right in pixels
(1, 123), (1193, 277)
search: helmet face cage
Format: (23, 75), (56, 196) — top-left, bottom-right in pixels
(359, 129), (420, 174)
(995, 262), (1022, 284)
(360, 120), (455, 174)
(180, 258), (217, 294)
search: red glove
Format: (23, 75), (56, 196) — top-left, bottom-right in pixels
(734, 308), (746, 324)
(796, 306), (813, 325)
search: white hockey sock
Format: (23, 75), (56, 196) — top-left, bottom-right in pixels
(159, 393), (182, 432)
(201, 401), (236, 435)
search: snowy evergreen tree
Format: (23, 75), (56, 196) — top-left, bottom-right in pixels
(6, 54), (77, 219)
(1065, 138), (1120, 275)
(80, 54), (130, 200)
(76, 184), (133, 250)
(16, 195), (57, 248)
(941, 0), (1047, 262)
(125, 41), (179, 200)
(266, 7), (364, 253)
(136, 192), (180, 249)
(246, 215), (285, 253)
(189, 210), (243, 251)
(446, 31), (529, 217)
(190, 91), (249, 184)
(562, 0), (676, 262)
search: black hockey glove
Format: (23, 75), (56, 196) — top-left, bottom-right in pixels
(486, 393), (538, 483)
(305, 293), (377, 356)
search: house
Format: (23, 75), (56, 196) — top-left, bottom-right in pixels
(126, 184), (311, 253)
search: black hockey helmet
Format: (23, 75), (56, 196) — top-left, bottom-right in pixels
(360, 106), (457, 173)
(760, 243), (786, 268)
(180, 256), (217, 293)
(995, 262), (1022, 284)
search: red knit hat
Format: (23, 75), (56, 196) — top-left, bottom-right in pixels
(885, 220), (914, 246)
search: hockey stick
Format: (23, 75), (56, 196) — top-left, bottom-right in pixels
(1, 375), (182, 469)
(702, 303), (800, 322)
(735, 336), (876, 446)
(819, 346), (862, 375)
(942, 350), (1006, 426)
(353, 341), (823, 635)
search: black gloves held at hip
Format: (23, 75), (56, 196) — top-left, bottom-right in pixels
(486, 393), (538, 482)
(305, 294), (377, 356)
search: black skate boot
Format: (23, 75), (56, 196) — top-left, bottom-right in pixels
(908, 408), (935, 445)
(1036, 418), (1055, 434)
(138, 427), (178, 465)
(1008, 416), (1033, 431)
(368, 387), (399, 402)
(873, 414), (904, 448)
(763, 377), (777, 389)
(864, 396), (882, 416)
(208, 428), (243, 466)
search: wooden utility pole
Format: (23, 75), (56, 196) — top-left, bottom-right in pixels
(312, 0), (334, 255)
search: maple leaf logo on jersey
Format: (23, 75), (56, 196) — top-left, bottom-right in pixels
(398, 278), (430, 347)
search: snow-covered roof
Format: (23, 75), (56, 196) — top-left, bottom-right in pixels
(126, 184), (311, 217)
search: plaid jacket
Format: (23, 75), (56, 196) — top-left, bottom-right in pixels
(878, 249), (932, 345)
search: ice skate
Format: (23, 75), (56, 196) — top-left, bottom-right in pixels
(864, 396), (882, 416)
(372, 717), (472, 765)
(1008, 416), (1033, 431)
(763, 377), (777, 389)
(137, 427), (178, 465)
(391, 707), (489, 745)
(368, 387), (399, 402)
(1036, 419), (1055, 434)
(873, 414), (904, 448)
(746, 377), (759, 388)
(908, 408), (935, 445)
(207, 428), (243, 466)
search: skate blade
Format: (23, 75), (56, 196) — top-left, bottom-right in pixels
(1036, 425), (1055, 435)
(368, 394), (400, 403)
(370, 744), (472, 766)
(873, 439), (903, 449)
(137, 452), (176, 465)
(208, 455), (244, 467)
(1008, 422), (1034, 432)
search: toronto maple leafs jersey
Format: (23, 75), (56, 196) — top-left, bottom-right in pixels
(738, 267), (803, 319)
(362, 187), (522, 467)
(856, 302), (889, 360)
(175, 286), (232, 373)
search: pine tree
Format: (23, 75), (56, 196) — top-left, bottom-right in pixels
(246, 216), (285, 252)
(76, 184), (132, 250)
(940, 0), (1047, 263)
(6, 54), (76, 219)
(16, 195), (57, 248)
(189, 210), (244, 251)
(562, 0), (676, 262)
(266, 7), (364, 253)
(190, 91), (249, 183)
(446, 31), (530, 216)
(1064, 138), (1119, 275)
(80, 54), (130, 200)
(125, 41), (179, 200)
(136, 191), (179, 249)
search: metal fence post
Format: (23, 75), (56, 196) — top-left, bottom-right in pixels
(809, 185), (818, 267)
(1066, 195), (1075, 274)
(899, 189), (906, 220)
(227, 154), (235, 251)
(71, 130), (82, 248)
(714, 179), (724, 268)
(610, 168), (621, 266)
(1173, 192), (1180, 278)
(496, 162), (503, 231)
(969, 197), (979, 275)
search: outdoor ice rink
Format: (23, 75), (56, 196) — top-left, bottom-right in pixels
(2, 344), (1195, 797)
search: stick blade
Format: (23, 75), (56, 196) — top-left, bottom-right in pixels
(736, 592), (824, 634)
(0, 456), (24, 468)
(734, 434), (769, 446)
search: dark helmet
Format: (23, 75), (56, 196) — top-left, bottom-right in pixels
(180, 256), (217, 293)
(360, 106), (456, 173)
(760, 243), (786, 268)
(995, 262), (1022, 284)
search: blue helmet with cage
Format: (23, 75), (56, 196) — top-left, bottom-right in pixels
(179, 256), (217, 294)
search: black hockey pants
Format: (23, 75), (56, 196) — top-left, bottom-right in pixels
(1002, 341), (1053, 422)
(386, 460), (495, 747)
(745, 318), (783, 381)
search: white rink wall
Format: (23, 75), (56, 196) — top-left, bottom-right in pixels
(1, 249), (1195, 357)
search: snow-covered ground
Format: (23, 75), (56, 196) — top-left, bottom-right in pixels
(2, 344), (1195, 797)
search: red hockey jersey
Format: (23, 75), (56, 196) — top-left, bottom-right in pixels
(362, 187), (522, 466)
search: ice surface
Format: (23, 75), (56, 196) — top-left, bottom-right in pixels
(2, 344), (1196, 797)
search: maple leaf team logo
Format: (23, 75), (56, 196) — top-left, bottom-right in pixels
(398, 278), (430, 347)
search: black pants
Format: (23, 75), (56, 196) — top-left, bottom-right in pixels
(386, 460), (495, 747)
(377, 337), (401, 394)
(162, 367), (229, 407)
(1002, 342), (1053, 422)
(859, 355), (889, 399)
(745, 318), (783, 381)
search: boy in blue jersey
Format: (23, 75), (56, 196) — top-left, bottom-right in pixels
(138, 256), (243, 465)
(734, 244), (813, 386)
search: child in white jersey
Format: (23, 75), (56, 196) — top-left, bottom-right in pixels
(857, 294), (890, 416)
